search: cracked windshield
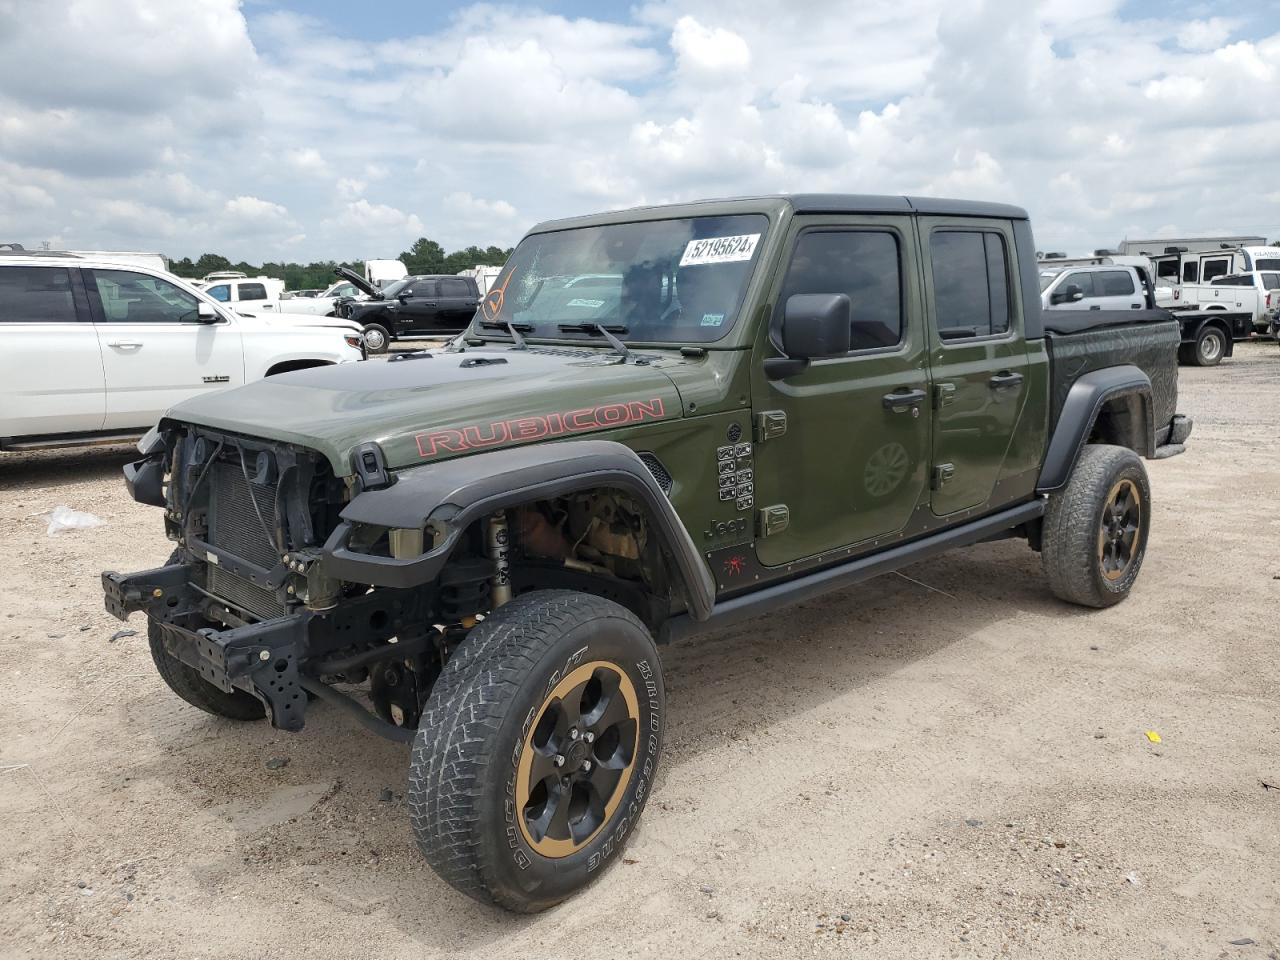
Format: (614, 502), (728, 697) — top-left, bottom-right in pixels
(479, 214), (768, 343)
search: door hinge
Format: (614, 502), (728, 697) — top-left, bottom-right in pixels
(756, 504), (790, 538)
(931, 463), (956, 490)
(933, 383), (957, 409)
(755, 410), (787, 442)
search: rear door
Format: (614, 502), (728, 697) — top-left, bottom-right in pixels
(0, 264), (106, 439)
(919, 219), (1032, 517)
(86, 269), (245, 430)
(750, 215), (932, 566)
(436, 278), (479, 328)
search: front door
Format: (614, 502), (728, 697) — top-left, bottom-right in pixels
(397, 280), (441, 334)
(86, 268), (246, 430)
(750, 216), (931, 567)
(918, 219), (1032, 517)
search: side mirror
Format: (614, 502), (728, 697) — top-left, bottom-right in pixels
(1049, 284), (1083, 305)
(765, 293), (851, 379)
(196, 301), (219, 323)
(398, 292), (411, 302)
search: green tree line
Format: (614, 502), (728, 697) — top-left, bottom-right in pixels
(168, 237), (513, 290)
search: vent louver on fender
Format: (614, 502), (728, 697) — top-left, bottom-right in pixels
(637, 452), (673, 496)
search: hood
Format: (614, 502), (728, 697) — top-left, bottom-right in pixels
(162, 346), (683, 476)
(332, 265), (378, 297)
(232, 310), (361, 333)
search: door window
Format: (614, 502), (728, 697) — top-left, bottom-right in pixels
(776, 230), (902, 351)
(1098, 271), (1135, 296)
(1059, 272), (1096, 298)
(0, 266), (79, 323)
(206, 284), (231, 302)
(1182, 262), (1198, 282)
(90, 270), (201, 323)
(438, 279), (471, 298)
(408, 281), (437, 298)
(1202, 258), (1229, 282)
(238, 282), (268, 301)
(930, 231), (1011, 338)
(1155, 259), (1179, 281)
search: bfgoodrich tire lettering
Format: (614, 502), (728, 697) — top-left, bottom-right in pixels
(1041, 443), (1151, 608)
(408, 590), (664, 912)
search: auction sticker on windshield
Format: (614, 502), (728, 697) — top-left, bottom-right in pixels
(680, 233), (761, 267)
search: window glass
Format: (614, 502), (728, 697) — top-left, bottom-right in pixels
(1254, 257), (1280, 271)
(91, 269), (200, 323)
(0, 266), (79, 323)
(1183, 262), (1198, 282)
(439, 279), (471, 297)
(1098, 270), (1135, 296)
(207, 284), (230, 302)
(239, 282), (267, 301)
(488, 213), (769, 343)
(1155, 259), (1179, 280)
(1261, 273), (1280, 291)
(930, 231), (1011, 337)
(777, 230), (902, 351)
(407, 281), (437, 298)
(1202, 258), (1229, 281)
(1060, 272), (1096, 298)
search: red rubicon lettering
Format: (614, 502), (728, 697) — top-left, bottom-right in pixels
(414, 397), (666, 458)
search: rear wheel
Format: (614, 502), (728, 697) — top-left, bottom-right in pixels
(1041, 444), (1151, 608)
(409, 590), (664, 912)
(1192, 325), (1225, 366)
(363, 323), (390, 354)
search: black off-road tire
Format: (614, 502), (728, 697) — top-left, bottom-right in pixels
(409, 590), (664, 913)
(362, 323), (391, 354)
(1191, 325), (1225, 366)
(1042, 444), (1151, 609)
(146, 550), (265, 721)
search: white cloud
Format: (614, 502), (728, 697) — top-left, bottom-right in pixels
(0, 0), (1276, 262)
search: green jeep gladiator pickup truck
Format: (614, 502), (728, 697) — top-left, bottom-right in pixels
(104, 194), (1191, 912)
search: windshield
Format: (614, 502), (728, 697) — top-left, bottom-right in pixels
(380, 278), (414, 299)
(1039, 270), (1062, 291)
(478, 214), (769, 343)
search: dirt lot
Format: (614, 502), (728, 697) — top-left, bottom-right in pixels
(1, 341), (1277, 959)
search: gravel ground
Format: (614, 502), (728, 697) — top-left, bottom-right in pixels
(1, 341), (1277, 959)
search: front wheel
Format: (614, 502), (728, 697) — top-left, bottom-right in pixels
(1041, 444), (1151, 608)
(409, 590), (664, 912)
(362, 323), (390, 354)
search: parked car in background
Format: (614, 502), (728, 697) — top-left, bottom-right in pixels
(338, 273), (480, 352)
(276, 262), (408, 318)
(1174, 272), (1275, 333)
(0, 251), (365, 451)
(1041, 262), (1251, 366)
(200, 276), (288, 312)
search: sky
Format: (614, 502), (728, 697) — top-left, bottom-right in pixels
(0, 0), (1277, 264)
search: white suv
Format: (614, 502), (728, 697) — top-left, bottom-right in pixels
(0, 253), (366, 450)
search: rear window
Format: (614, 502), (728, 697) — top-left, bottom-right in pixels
(1261, 273), (1280, 291)
(1254, 257), (1280, 271)
(439, 279), (472, 297)
(930, 231), (1011, 339)
(1155, 259), (1179, 281)
(238, 282), (267, 301)
(0, 266), (79, 323)
(1098, 271), (1135, 296)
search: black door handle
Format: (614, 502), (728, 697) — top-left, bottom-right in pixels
(989, 371), (1024, 390)
(882, 387), (927, 411)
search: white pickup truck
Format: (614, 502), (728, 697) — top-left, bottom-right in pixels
(1162, 272), (1275, 333)
(1041, 262), (1253, 366)
(0, 252), (366, 450)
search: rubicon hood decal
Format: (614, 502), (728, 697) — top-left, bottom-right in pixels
(415, 398), (666, 458)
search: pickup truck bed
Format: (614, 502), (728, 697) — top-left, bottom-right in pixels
(1043, 309), (1179, 441)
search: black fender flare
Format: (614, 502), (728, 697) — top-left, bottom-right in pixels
(321, 439), (715, 621)
(1036, 366), (1153, 492)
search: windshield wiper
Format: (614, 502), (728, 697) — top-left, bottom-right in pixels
(557, 322), (631, 362)
(477, 318), (531, 349)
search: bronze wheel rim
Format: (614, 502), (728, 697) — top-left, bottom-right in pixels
(515, 661), (639, 859)
(1098, 478), (1142, 582)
